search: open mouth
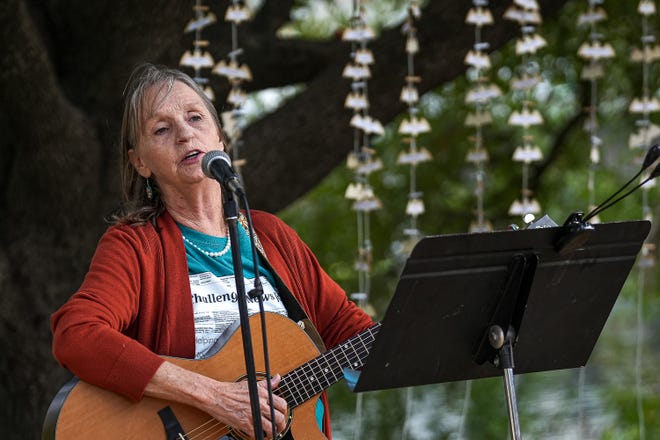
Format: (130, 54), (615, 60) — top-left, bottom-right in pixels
(182, 150), (202, 162)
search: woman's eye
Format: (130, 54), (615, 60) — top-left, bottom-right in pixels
(154, 126), (168, 135)
(190, 114), (203, 122)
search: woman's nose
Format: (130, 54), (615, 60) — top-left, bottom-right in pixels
(175, 120), (194, 143)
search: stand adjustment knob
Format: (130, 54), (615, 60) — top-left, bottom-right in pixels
(488, 325), (505, 349)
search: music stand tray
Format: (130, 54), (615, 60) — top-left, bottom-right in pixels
(354, 220), (650, 438)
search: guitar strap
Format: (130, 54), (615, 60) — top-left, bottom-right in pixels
(239, 214), (327, 354)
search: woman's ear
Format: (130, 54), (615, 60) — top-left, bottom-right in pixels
(128, 148), (152, 178)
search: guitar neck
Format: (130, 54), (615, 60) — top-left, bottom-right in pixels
(276, 323), (381, 408)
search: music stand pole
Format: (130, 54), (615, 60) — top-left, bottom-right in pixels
(491, 325), (522, 440)
(472, 251), (534, 440)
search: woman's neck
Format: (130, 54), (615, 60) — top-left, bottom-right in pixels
(162, 184), (227, 236)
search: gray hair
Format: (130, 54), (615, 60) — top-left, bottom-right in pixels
(112, 63), (223, 225)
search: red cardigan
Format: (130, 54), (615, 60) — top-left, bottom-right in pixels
(51, 210), (373, 438)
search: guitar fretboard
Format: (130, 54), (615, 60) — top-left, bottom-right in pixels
(276, 323), (381, 408)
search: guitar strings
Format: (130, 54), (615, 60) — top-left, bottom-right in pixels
(278, 344), (368, 405)
(278, 334), (374, 403)
(180, 416), (231, 440)
(176, 351), (370, 439)
(184, 344), (357, 438)
(169, 324), (379, 439)
(276, 325), (380, 406)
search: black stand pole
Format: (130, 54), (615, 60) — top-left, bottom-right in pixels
(490, 325), (522, 440)
(223, 190), (264, 440)
(473, 253), (537, 440)
(237, 194), (279, 440)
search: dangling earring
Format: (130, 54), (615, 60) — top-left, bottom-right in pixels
(145, 178), (154, 201)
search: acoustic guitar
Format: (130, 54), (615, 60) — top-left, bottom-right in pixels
(43, 312), (380, 440)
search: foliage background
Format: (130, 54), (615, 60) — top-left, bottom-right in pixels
(0, 0), (657, 438)
(276, 1), (660, 438)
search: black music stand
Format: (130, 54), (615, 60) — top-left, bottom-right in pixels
(354, 220), (650, 439)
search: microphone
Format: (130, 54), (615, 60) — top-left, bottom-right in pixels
(555, 144), (660, 255)
(582, 143), (660, 222)
(202, 150), (245, 197)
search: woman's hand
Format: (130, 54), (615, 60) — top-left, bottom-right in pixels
(145, 362), (289, 440)
(203, 374), (288, 439)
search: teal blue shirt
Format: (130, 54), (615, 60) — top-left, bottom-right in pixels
(179, 222), (276, 286)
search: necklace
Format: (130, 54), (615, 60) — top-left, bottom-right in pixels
(182, 234), (231, 258)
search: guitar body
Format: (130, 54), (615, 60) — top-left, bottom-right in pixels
(43, 313), (326, 440)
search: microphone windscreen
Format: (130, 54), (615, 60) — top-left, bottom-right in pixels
(201, 150), (231, 178)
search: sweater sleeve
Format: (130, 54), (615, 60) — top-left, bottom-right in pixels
(51, 225), (165, 401)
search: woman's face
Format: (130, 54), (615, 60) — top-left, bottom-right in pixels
(128, 81), (223, 194)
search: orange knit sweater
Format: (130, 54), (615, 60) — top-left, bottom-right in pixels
(51, 210), (373, 438)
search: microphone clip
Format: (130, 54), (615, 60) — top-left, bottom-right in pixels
(553, 144), (660, 256)
(554, 212), (595, 256)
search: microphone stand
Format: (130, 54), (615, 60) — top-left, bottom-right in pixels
(239, 194), (279, 440)
(222, 188), (264, 440)
(203, 150), (278, 438)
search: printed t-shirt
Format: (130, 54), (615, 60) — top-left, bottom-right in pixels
(178, 223), (288, 359)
